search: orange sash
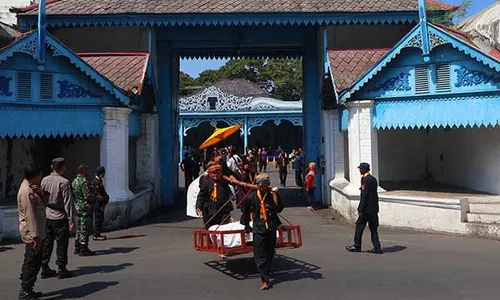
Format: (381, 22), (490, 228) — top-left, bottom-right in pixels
(210, 183), (217, 202)
(257, 190), (269, 229)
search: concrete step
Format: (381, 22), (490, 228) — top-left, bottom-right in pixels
(467, 213), (500, 224)
(468, 202), (500, 214)
(465, 222), (500, 241)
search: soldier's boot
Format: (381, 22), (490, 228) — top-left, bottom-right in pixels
(57, 267), (74, 279)
(19, 288), (40, 300)
(79, 245), (95, 257)
(40, 264), (57, 279)
(93, 233), (107, 241)
(73, 240), (80, 255)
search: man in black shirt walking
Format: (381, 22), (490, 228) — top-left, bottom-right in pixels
(346, 162), (383, 254)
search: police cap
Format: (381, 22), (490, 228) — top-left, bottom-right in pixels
(357, 162), (370, 171)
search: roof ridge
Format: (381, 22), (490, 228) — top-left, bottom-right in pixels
(77, 52), (149, 56)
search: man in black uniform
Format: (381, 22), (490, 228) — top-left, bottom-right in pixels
(240, 173), (284, 290)
(195, 162), (234, 229)
(346, 162), (382, 254)
(91, 167), (109, 241)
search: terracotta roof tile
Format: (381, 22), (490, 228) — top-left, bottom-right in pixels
(16, 0), (454, 15)
(328, 48), (390, 91)
(79, 53), (149, 95)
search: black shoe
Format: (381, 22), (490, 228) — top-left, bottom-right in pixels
(40, 267), (57, 279)
(93, 234), (107, 241)
(32, 291), (43, 298)
(367, 248), (383, 254)
(79, 246), (95, 256)
(345, 245), (361, 252)
(19, 289), (39, 300)
(57, 267), (74, 279)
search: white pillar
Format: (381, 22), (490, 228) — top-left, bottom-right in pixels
(343, 100), (384, 195)
(331, 110), (349, 185)
(101, 107), (134, 202)
(179, 120), (184, 160)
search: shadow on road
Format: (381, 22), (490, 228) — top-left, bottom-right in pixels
(41, 281), (119, 299)
(0, 246), (14, 252)
(107, 234), (147, 240)
(382, 245), (407, 253)
(72, 263), (133, 277)
(94, 247), (140, 256)
(205, 254), (323, 285)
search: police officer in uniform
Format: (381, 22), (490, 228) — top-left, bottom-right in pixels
(40, 157), (75, 279)
(18, 165), (47, 300)
(346, 162), (383, 254)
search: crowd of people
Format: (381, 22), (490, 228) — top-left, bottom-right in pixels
(17, 158), (110, 300)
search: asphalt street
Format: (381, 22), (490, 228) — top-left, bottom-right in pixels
(1, 197), (500, 300)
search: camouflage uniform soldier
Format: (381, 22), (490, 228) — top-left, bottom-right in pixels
(71, 164), (94, 256)
(91, 167), (109, 241)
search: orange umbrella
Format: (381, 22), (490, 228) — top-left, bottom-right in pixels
(199, 124), (242, 150)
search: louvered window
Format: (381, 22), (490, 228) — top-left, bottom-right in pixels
(436, 64), (451, 93)
(415, 65), (429, 94)
(40, 73), (54, 100)
(17, 72), (32, 100)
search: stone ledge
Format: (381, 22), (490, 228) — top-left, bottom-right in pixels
(0, 187), (156, 242)
(330, 185), (500, 240)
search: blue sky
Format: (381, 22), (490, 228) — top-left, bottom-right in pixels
(180, 0), (497, 78)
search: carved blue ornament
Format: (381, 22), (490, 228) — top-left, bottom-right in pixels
(57, 79), (101, 98)
(0, 75), (13, 97)
(455, 66), (500, 87)
(369, 72), (412, 92)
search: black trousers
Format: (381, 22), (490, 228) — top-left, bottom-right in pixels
(21, 243), (43, 291)
(42, 219), (69, 269)
(279, 169), (287, 186)
(185, 174), (193, 188)
(253, 231), (277, 284)
(354, 213), (381, 250)
(295, 171), (303, 187)
(94, 206), (105, 235)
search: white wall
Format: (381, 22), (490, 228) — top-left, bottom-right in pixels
(428, 127), (500, 195)
(377, 127), (500, 195)
(378, 129), (428, 181)
(0, 0), (31, 25)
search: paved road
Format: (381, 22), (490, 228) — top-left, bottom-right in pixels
(1, 202), (500, 300)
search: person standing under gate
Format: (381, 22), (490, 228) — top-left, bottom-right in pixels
(293, 150), (304, 187)
(276, 152), (289, 187)
(240, 173), (284, 290)
(91, 167), (109, 241)
(40, 157), (75, 279)
(305, 162), (319, 211)
(72, 164), (94, 256)
(346, 162), (383, 254)
(18, 165), (46, 300)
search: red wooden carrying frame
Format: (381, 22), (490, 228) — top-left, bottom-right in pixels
(193, 225), (302, 255)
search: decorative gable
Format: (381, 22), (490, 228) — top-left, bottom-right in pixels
(339, 22), (500, 102)
(0, 30), (130, 106)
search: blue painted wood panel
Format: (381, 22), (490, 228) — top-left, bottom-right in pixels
(0, 52), (117, 106)
(373, 94), (500, 129)
(129, 112), (142, 137)
(355, 45), (500, 100)
(0, 106), (103, 138)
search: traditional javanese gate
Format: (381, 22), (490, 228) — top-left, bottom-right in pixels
(156, 26), (324, 204)
(16, 1), (424, 206)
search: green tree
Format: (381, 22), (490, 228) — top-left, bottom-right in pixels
(427, 0), (472, 26)
(181, 58), (303, 100)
